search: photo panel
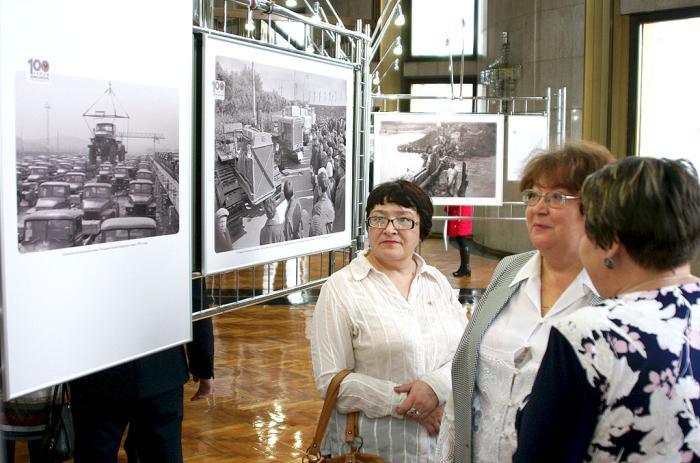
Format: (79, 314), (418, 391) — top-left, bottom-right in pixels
(0, 0), (192, 399)
(202, 35), (354, 274)
(506, 115), (549, 181)
(373, 112), (504, 206)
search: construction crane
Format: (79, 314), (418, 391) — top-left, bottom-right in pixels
(117, 131), (165, 155)
(83, 82), (165, 163)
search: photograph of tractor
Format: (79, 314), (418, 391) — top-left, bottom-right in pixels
(88, 122), (126, 164)
(212, 46), (348, 251)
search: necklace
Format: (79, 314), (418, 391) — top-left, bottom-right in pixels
(621, 273), (695, 294)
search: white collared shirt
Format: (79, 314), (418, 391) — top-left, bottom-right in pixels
(310, 250), (467, 463)
(436, 251), (597, 463)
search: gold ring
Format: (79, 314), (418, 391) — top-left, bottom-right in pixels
(407, 407), (421, 417)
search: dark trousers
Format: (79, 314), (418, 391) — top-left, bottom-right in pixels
(2, 438), (42, 463)
(72, 387), (184, 463)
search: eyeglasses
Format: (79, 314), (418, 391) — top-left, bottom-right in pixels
(522, 189), (579, 209)
(366, 216), (418, 230)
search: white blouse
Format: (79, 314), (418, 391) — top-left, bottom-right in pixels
(436, 252), (597, 463)
(310, 250), (467, 463)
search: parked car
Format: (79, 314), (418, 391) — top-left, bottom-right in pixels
(81, 182), (119, 234)
(63, 172), (87, 206)
(19, 209), (87, 253)
(97, 163), (114, 183)
(94, 217), (157, 243)
(26, 165), (49, 184)
(16, 163), (30, 181)
(126, 179), (156, 218)
(56, 161), (73, 178)
(113, 165), (131, 192)
(20, 181), (39, 207)
(135, 169), (154, 182)
(35, 181), (71, 211)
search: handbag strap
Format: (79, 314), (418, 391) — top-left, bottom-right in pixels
(306, 369), (352, 457)
(345, 411), (358, 446)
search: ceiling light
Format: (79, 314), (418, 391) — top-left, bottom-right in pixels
(372, 71), (380, 86)
(285, 0), (298, 7)
(393, 37), (403, 55)
(393, 58), (400, 71)
(394, 4), (405, 27)
(245, 9), (255, 31)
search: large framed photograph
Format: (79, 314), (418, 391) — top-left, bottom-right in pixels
(506, 115), (549, 181)
(373, 113), (504, 205)
(202, 35), (354, 274)
(0, 0), (192, 399)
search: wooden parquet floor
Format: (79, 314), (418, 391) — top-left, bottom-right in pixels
(11, 238), (503, 462)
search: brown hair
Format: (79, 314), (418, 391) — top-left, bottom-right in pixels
(519, 141), (615, 195)
(581, 157), (700, 270)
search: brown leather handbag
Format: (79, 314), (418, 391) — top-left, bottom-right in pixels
(302, 370), (384, 463)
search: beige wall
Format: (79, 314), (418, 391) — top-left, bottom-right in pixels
(473, 0), (584, 254)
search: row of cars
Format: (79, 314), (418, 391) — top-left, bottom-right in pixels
(17, 155), (160, 253)
(21, 212), (157, 252)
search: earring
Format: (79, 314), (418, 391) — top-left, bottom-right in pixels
(604, 257), (615, 269)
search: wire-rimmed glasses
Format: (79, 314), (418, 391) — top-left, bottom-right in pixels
(521, 189), (579, 209)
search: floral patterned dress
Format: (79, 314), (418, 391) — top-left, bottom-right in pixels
(514, 282), (700, 462)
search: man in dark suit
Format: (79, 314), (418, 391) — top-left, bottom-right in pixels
(70, 279), (214, 463)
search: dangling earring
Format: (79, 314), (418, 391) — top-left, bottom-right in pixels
(604, 257), (615, 269)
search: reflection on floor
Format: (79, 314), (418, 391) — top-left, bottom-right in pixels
(180, 238), (503, 462)
(12, 238), (505, 462)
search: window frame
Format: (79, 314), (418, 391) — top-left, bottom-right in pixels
(627, 6), (700, 158)
(405, 0), (481, 61)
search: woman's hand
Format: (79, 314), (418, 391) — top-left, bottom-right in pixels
(417, 404), (444, 435)
(394, 380), (440, 421)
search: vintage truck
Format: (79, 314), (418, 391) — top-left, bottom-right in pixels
(93, 217), (157, 243)
(19, 209), (87, 253)
(81, 182), (119, 234)
(35, 181), (71, 211)
(125, 179), (157, 218)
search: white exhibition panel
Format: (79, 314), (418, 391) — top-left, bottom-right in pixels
(373, 112), (504, 206)
(202, 34), (355, 274)
(0, 0), (193, 399)
(506, 115), (549, 182)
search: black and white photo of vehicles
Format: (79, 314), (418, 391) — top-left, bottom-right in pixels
(14, 75), (180, 253)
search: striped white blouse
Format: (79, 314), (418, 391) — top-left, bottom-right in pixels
(310, 250), (467, 462)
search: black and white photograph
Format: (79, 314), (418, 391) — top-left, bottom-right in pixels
(14, 74), (180, 253)
(202, 35), (354, 274)
(0, 0), (192, 399)
(373, 113), (504, 205)
(507, 114), (549, 181)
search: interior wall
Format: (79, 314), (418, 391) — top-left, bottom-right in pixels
(472, 0), (584, 254)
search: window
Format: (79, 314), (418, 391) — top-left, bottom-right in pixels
(632, 11), (700, 173)
(409, 0), (481, 58)
(409, 82), (474, 112)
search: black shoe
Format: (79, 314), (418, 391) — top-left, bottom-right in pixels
(453, 266), (470, 277)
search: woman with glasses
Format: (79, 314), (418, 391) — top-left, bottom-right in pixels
(436, 141), (614, 463)
(514, 157), (700, 461)
(310, 180), (467, 462)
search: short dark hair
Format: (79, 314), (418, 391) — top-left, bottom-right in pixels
(263, 197), (276, 219)
(581, 157), (700, 270)
(366, 180), (433, 240)
(283, 180), (294, 201)
(520, 141), (615, 195)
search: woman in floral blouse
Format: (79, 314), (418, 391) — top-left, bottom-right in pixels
(514, 157), (700, 462)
